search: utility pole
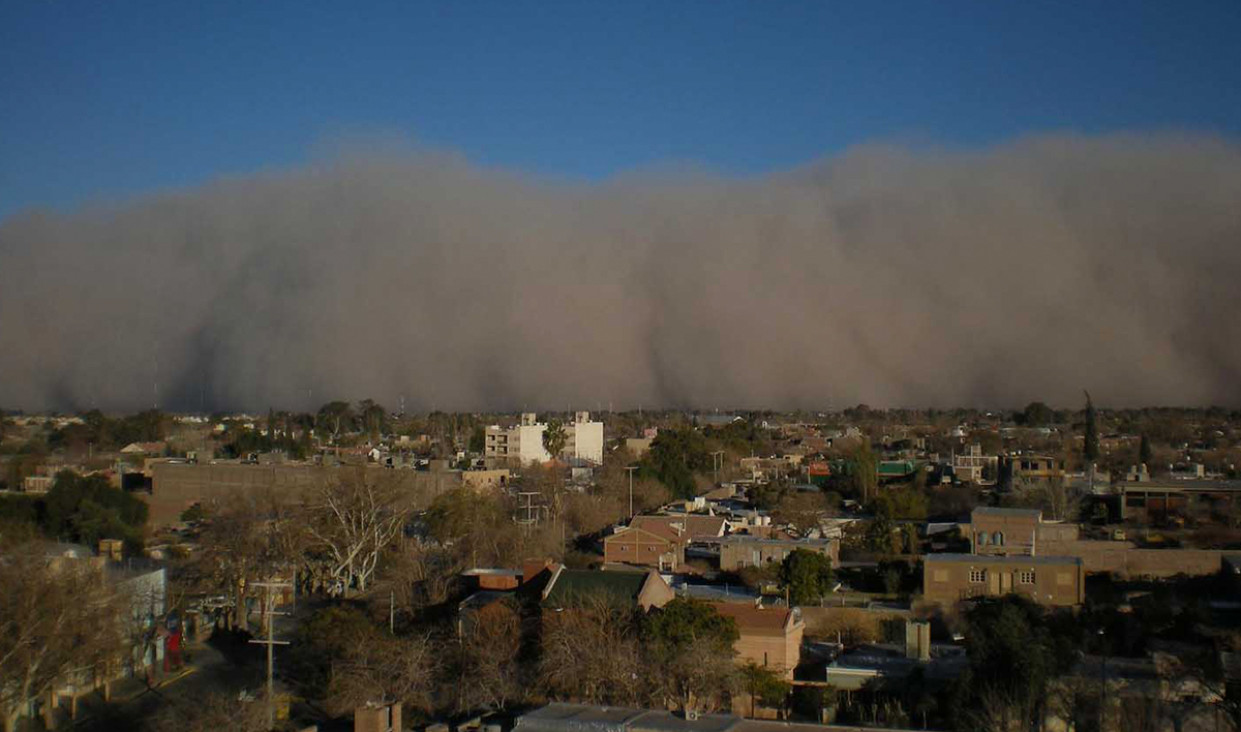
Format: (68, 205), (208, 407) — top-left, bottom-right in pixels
(1098, 627), (1107, 732)
(248, 581), (292, 730)
(710, 450), (726, 486)
(624, 466), (639, 518)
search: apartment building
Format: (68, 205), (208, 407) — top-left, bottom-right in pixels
(484, 412), (604, 465)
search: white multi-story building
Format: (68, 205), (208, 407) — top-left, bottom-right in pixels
(484, 412), (604, 465)
(565, 411), (604, 464)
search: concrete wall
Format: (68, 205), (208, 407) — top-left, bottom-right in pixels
(146, 462), (460, 526)
(1039, 539), (1228, 578)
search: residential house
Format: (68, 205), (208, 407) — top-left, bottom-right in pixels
(922, 554), (1084, 607)
(952, 444), (998, 485)
(707, 602), (805, 679)
(1004, 454), (1063, 486)
(603, 524), (685, 571)
(630, 514), (727, 542)
(718, 535), (839, 572)
(541, 567), (673, 612)
(969, 507), (1042, 556)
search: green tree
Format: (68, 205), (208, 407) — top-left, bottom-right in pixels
(1083, 391), (1099, 463)
(316, 401), (355, 440)
(1139, 433), (1153, 466)
(43, 471), (148, 552)
(643, 598), (739, 712)
(739, 662), (791, 718)
(1019, 401), (1055, 427)
(948, 596), (1074, 731)
(641, 427), (710, 499)
(543, 419), (568, 460)
(358, 399), (387, 440)
(851, 441), (878, 503)
(469, 425), (486, 454)
(779, 549), (834, 605)
(874, 486), (928, 521)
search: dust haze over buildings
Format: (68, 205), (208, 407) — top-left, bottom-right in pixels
(1, 132), (1240, 413)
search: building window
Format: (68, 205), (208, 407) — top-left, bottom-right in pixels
(969, 569), (986, 583)
(1019, 570), (1035, 584)
(977, 532), (988, 546)
(993, 531), (1004, 546)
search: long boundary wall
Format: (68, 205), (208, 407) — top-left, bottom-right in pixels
(145, 462), (461, 525)
(1040, 539), (1228, 578)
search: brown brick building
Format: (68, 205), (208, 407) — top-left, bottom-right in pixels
(603, 525), (685, 571)
(922, 554), (1084, 607)
(969, 507), (1041, 556)
(708, 602), (805, 679)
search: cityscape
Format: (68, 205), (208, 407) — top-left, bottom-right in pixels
(3, 2), (1241, 732)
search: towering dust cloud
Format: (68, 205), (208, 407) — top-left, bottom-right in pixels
(1, 133), (1240, 412)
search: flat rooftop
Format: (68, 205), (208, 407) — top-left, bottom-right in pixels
(971, 507), (1041, 518)
(926, 553), (1081, 566)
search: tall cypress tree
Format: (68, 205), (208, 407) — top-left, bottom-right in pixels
(1083, 391), (1099, 463)
(1139, 433), (1153, 466)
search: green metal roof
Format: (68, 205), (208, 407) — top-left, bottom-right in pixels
(543, 569), (648, 608)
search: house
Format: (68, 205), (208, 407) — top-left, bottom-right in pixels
(462, 567), (524, 591)
(541, 567), (673, 611)
(718, 535), (839, 572)
(825, 620), (967, 692)
(630, 515), (727, 542)
(707, 602), (805, 679)
(625, 437), (654, 458)
(460, 468), (510, 491)
(603, 524), (685, 571)
(922, 554), (1084, 607)
(1004, 454), (1063, 485)
(1119, 479), (1241, 524)
(969, 507), (1041, 556)
(120, 442), (166, 456)
(952, 444), (998, 485)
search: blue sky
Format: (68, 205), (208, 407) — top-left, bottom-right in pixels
(2, 0), (1239, 221)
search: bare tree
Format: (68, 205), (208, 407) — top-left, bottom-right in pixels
(540, 597), (645, 705)
(444, 601), (524, 714)
(0, 546), (125, 732)
(305, 470), (411, 594)
(145, 690), (271, 732)
(183, 489), (302, 631)
(325, 626), (437, 717)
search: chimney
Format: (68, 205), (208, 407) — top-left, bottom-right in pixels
(905, 620), (931, 662)
(354, 701), (401, 732)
